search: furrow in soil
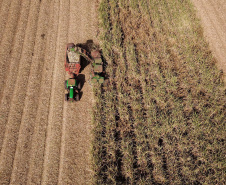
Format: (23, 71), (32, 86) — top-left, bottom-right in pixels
(0, 1), (41, 184)
(0, 0), (22, 100)
(0, 0), (31, 153)
(26, 0), (60, 184)
(9, 0), (52, 184)
(0, 0), (4, 11)
(41, 1), (69, 184)
(0, 0), (11, 43)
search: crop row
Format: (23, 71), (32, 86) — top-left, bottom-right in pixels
(92, 0), (225, 184)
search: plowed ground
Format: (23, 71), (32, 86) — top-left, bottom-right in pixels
(0, 0), (98, 184)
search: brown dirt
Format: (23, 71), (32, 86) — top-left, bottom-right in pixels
(0, 0), (98, 184)
(192, 0), (226, 82)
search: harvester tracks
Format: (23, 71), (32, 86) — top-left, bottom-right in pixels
(0, 0), (11, 43)
(0, 1), (3, 10)
(0, 0), (22, 101)
(26, 0), (60, 183)
(9, 0), (52, 184)
(0, 0), (31, 153)
(0, 0), (41, 184)
(41, 0), (69, 184)
(58, 0), (97, 184)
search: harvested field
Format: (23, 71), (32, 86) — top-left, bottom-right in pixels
(92, 0), (225, 184)
(192, 0), (226, 81)
(0, 0), (97, 184)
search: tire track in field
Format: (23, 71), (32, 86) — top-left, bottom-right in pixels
(0, 1), (41, 184)
(26, 0), (60, 184)
(9, 0), (52, 184)
(0, 0), (11, 43)
(41, 1), (69, 184)
(0, 0), (22, 101)
(58, 0), (97, 184)
(192, 0), (226, 80)
(0, 0), (3, 10)
(0, 0), (30, 153)
(0, 0), (98, 184)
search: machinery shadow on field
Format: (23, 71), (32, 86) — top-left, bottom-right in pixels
(77, 74), (85, 100)
(101, 52), (108, 72)
(76, 40), (98, 72)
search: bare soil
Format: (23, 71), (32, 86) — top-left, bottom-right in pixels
(0, 0), (98, 184)
(192, 0), (226, 81)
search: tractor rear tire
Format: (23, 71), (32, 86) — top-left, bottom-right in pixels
(75, 93), (79, 101)
(65, 80), (67, 89)
(65, 94), (68, 101)
(77, 82), (81, 90)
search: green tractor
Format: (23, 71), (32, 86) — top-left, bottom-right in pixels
(65, 78), (81, 101)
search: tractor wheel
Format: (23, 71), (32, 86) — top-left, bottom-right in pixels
(65, 94), (68, 101)
(75, 93), (80, 101)
(64, 80), (67, 89)
(77, 82), (81, 90)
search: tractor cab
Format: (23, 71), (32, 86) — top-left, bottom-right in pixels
(65, 78), (81, 101)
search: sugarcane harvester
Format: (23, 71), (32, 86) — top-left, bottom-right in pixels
(64, 43), (83, 101)
(64, 42), (106, 101)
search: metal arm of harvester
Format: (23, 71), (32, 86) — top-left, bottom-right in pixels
(76, 47), (93, 63)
